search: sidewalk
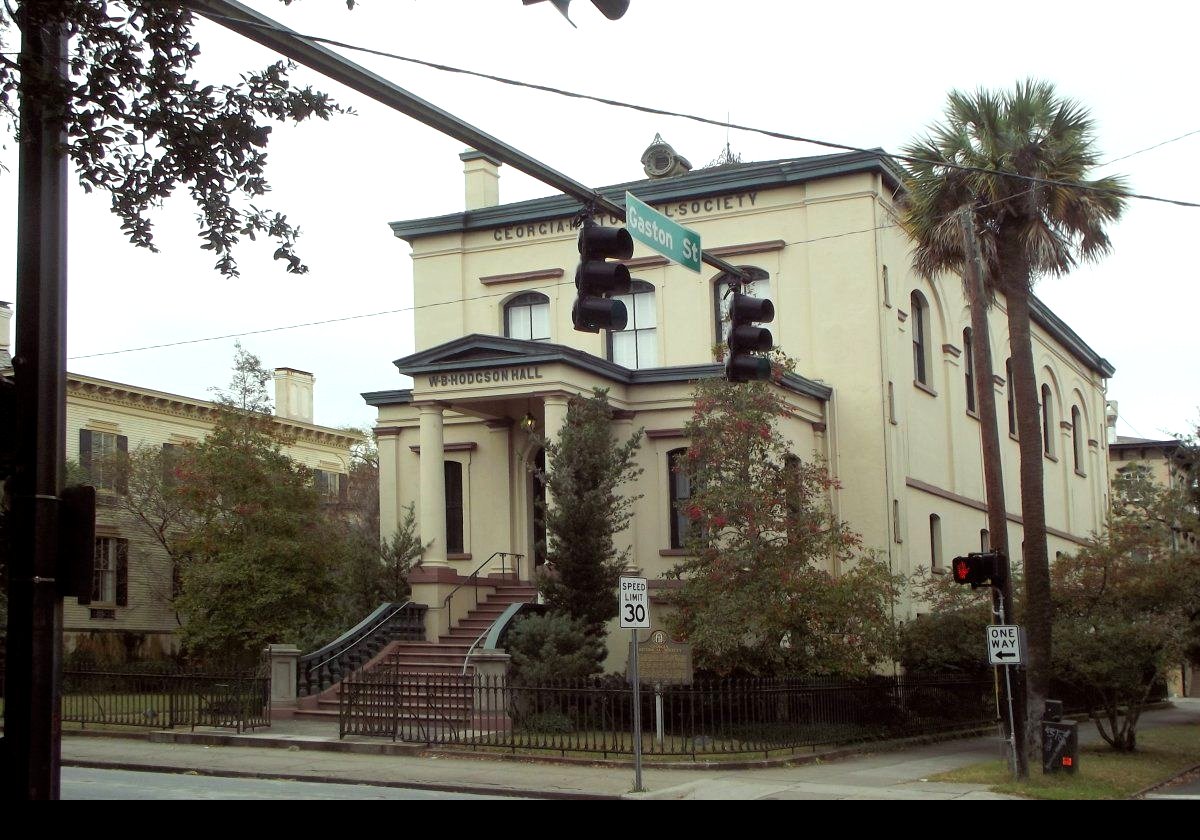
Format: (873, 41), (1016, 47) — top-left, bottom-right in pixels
(59, 700), (1200, 800)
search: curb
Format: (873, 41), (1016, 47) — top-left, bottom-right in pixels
(1130, 761), (1200, 800)
(62, 758), (620, 800)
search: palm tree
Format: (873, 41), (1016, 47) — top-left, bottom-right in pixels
(900, 80), (1126, 760)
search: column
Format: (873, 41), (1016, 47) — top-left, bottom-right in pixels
(418, 403), (447, 568)
(541, 394), (571, 517)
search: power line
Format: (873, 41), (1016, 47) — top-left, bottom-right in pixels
(1101, 128), (1200, 166)
(194, 9), (1200, 210)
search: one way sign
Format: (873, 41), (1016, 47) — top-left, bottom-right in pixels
(986, 625), (1024, 666)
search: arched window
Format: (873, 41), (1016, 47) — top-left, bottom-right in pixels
(714, 266), (771, 346)
(607, 280), (657, 369)
(963, 327), (976, 413)
(1072, 405), (1085, 474)
(1041, 384), (1054, 456)
(668, 448), (691, 549)
(504, 292), (550, 342)
(929, 514), (943, 573)
(444, 461), (464, 554)
(1006, 359), (1016, 436)
(980, 528), (990, 552)
(911, 291), (930, 385)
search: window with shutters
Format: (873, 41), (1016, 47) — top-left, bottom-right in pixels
(1006, 359), (1017, 437)
(80, 429), (128, 492)
(92, 537), (128, 607)
(929, 514), (943, 573)
(1072, 406), (1085, 475)
(1041, 384), (1055, 457)
(444, 461), (465, 555)
(910, 291), (931, 386)
(313, 468), (344, 501)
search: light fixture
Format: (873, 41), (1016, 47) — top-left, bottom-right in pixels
(520, 412), (538, 432)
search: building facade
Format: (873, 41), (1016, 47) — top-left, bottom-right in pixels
(61, 367), (361, 657)
(367, 146), (1115, 660)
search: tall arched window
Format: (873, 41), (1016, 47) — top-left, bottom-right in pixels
(607, 280), (657, 369)
(444, 461), (464, 554)
(963, 327), (976, 413)
(1006, 359), (1016, 436)
(668, 448), (691, 549)
(911, 291), (930, 385)
(1072, 405), (1084, 474)
(714, 266), (771, 346)
(504, 291), (550, 342)
(1041, 384), (1054, 456)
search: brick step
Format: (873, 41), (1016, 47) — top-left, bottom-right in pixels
(395, 642), (474, 653)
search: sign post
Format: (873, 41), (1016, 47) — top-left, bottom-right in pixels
(620, 577), (650, 792)
(625, 192), (702, 273)
(987, 622), (1024, 780)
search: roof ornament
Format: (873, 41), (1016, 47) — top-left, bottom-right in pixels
(641, 134), (692, 179)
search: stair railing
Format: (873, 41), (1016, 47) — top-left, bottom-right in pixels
(435, 551), (523, 637)
(297, 601), (426, 697)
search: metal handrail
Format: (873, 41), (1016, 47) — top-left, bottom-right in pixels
(438, 550), (524, 621)
(307, 601), (414, 676)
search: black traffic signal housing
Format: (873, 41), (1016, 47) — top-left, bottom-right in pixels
(951, 551), (1005, 589)
(725, 291), (775, 382)
(57, 483), (96, 604)
(523, 0), (630, 23)
(572, 222), (633, 334)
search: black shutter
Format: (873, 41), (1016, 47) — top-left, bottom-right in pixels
(80, 429), (93, 478)
(116, 435), (129, 494)
(115, 539), (128, 607)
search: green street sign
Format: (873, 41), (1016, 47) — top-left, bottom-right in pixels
(625, 191), (702, 273)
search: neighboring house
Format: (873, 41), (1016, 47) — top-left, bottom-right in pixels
(1, 304), (361, 657)
(366, 142), (1114, 669)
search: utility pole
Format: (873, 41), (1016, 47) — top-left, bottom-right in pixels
(957, 207), (1028, 779)
(5, 0), (70, 800)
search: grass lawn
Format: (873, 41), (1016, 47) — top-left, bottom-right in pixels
(933, 723), (1200, 799)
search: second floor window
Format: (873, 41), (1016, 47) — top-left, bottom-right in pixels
(714, 267), (771, 346)
(80, 429), (128, 492)
(1041, 384), (1054, 456)
(911, 291), (930, 386)
(505, 292), (550, 342)
(313, 469), (344, 501)
(1072, 406), (1084, 473)
(608, 280), (657, 369)
(1006, 359), (1016, 436)
(963, 327), (976, 412)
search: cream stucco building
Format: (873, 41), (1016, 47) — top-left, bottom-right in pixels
(366, 145), (1115, 662)
(0, 304), (363, 658)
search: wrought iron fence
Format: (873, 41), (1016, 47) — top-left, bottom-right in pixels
(339, 671), (996, 758)
(62, 665), (271, 732)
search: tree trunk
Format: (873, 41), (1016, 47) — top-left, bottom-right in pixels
(959, 210), (1028, 778)
(1004, 283), (1054, 763)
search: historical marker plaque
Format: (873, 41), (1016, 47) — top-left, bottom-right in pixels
(632, 630), (693, 686)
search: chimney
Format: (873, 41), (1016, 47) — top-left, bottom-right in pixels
(0, 301), (11, 367)
(460, 149), (501, 210)
(1105, 400), (1119, 444)
(273, 367), (314, 424)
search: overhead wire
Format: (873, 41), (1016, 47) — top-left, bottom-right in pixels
(194, 10), (1200, 209)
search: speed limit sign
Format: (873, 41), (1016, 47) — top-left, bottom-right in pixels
(619, 577), (650, 629)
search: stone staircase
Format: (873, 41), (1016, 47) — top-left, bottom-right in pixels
(296, 580), (537, 723)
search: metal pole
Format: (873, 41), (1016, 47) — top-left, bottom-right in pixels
(5, 2), (69, 799)
(997, 598), (1018, 781)
(186, 0), (748, 280)
(655, 683), (664, 747)
(630, 629), (643, 792)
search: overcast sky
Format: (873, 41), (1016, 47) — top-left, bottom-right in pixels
(1, 0), (1196, 439)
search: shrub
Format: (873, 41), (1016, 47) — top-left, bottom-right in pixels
(506, 612), (606, 683)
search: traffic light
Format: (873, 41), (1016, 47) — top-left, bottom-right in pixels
(725, 290), (775, 382)
(951, 551), (1005, 589)
(572, 221), (633, 334)
(523, 0), (630, 24)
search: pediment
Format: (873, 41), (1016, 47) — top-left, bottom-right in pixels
(393, 334), (554, 372)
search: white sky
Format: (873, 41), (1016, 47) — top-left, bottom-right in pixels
(1, 0), (1197, 439)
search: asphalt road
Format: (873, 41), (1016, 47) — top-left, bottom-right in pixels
(62, 767), (531, 800)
